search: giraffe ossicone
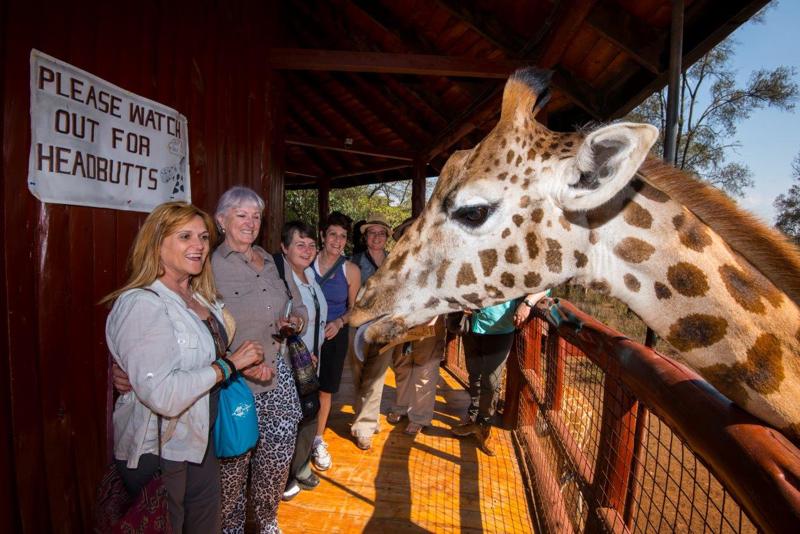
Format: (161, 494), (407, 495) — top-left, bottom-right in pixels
(351, 67), (800, 443)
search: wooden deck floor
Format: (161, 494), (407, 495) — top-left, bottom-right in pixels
(277, 362), (535, 533)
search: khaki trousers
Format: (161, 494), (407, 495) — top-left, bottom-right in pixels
(390, 333), (445, 426)
(350, 338), (393, 438)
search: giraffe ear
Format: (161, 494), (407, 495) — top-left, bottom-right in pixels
(555, 122), (658, 212)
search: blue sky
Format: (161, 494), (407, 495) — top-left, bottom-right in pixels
(724, 1), (799, 223)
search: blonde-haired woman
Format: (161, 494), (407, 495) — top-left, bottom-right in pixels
(103, 201), (265, 532)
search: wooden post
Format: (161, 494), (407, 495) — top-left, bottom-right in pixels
(663, 0), (684, 165)
(412, 158), (427, 216)
(318, 176), (330, 228)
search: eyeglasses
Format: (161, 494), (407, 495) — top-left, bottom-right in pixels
(366, 230), (388, 238)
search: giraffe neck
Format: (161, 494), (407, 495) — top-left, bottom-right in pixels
(567, 186), (800, 437)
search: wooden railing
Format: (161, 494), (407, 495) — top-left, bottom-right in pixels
(444, 298), (800, 533)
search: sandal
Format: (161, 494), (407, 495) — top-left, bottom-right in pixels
(404, 422), (423, 435)
(387, 412), (405, 424)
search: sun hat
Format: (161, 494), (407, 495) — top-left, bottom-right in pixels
(392, 216), (416, 241)
(361, 212), (392, 235)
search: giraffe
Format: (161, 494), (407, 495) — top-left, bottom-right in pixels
(350, 67), (800, 443)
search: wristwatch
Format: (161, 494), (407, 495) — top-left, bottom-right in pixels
(522, 298), (536, 308)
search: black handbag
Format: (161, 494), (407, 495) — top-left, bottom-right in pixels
(445, 311), (471, 336)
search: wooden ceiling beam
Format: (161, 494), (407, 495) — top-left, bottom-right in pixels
(285, 134), (415, 161)
(434, 0), (527, 55)
(586, 0), (666, 75)
(285, 166), (321, 179)
(331, 162), (412, 180)
(285, 98), (349, 173)
(268, 48), (529, 78)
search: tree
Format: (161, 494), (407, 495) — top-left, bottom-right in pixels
(628, 35), (797, 197)
(774, 152), (800, 243)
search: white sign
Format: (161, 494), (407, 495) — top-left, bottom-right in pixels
(28, 49), (190, 212)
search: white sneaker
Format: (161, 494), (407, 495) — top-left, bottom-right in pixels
(282, 480), (300, 501)
(311, 440), (332, 471)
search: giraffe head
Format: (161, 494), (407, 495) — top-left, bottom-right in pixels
(351, 68), (657, 342)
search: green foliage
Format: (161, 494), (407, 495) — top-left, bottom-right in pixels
(774, 153), (800, 243)
(627, 37), (798, 197)
(284, 181), (413, 235)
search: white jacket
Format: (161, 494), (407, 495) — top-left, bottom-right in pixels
(106, 280), (221, 468)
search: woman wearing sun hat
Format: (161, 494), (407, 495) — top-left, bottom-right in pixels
(350, 212), (391, 286)
(348, 211), (395, 450)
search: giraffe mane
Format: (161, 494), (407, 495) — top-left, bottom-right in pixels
(638, 156), (800, 306)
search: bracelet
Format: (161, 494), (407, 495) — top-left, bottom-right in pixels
(212, 360), (229, 381)
(222, 356), (239, 377)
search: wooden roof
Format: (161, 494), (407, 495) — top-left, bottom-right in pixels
(272, 0), (769, 189)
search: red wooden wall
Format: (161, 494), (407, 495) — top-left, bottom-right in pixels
(0, 1), (285, 531)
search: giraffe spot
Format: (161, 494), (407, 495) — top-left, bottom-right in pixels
(673, 213), (712, 252)
(500, 272), (515, 287)
(666, 314), (728, 352)
(424, 297), (440, 308)
(462, 293), (483, 307)
(524, 167), (533, 176)
(718, 264), (781, 315)
(561, 147), (570, 153)
(501, 228), (511, 239)
(515, 136), (520, 144)
(510, 174), (519, 183)
(484, 166), (491, 173)
(445, 297), (462, 310)
(500, 138), (507, 149)
(614, 237), (656, 264)
(527, 148), (537, 159)
(654, 281), (672, 300)
(524, 272), (542, 288)
(542, 152), (552, 160)
(519, 196), (530, 208)
(478, 249), (498, 277)
(795, 326), (800, 343)
(546, 220), (552, 228)
(522, 179), (530, 189)
(589, 231), (598, 245)
(701, 333), (785, 403)
(497, 172), (508, 181)
(574, 250), (588, 268)
(494, 158), (500, 166)
(387, 249), (409, 272)
(624, 274), (641, 292)
(667, 262), (709, 297)
(623, 201), (653, 229)
(521, 139), (527, 149)
(565, 141), (574, 147)
(416, 268), (431, 288)
(484, 285), (505, 299)
(513, 214), (524, 227)
(632, 179), (670, 203)
(531, 208), (544, 223)
(515, 155), (522, 167)
(545, 239), (562, 273)
(505, 245), (522, 264)
(548, 142), (559, 150)
(558, 215), (571, 231)
(589, 280), (610, 294)
(456, 262), (477, 288)
(525, 232), (539, 259)
(435, 260), (451, 289)
(506, 150), (515, 164)
(412, 244), (422, 256)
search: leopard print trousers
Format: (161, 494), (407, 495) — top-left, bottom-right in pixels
(220, 355), (302, 534)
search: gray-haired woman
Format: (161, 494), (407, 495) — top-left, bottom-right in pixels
(212, 186), (308, 534)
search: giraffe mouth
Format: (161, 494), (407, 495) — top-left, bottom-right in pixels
(355, 314), (409, 347)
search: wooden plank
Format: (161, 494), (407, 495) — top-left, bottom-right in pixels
(332, 163), (413, 180)
(586, 0), (666, 74)
(268, 48), (528, 79)
(286, 135), (415, 161)
(434, 0), (528, 54)
(277, 365), (534, 532)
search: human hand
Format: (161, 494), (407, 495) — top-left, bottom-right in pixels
(228, 340), (265, 370)
(324, 318), (342, 339)
(311, 352), (318, 365)
(241, 362), (274, 383)
(513, 302), (532, 328)
(112, 362), (132, 394)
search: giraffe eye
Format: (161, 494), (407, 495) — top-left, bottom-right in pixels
(452, 204), (493, 228)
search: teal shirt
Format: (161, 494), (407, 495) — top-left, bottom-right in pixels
(470, 299), (521, 335)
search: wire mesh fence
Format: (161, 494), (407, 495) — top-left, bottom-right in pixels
(444, 300), (800, 533)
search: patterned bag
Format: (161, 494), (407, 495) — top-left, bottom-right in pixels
(94, 416), (171, 533)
